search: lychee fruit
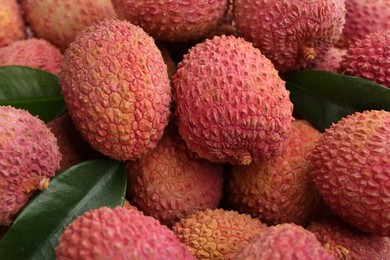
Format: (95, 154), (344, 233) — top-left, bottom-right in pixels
(55, 207), (194, 259)
(307, 214), (390, 260)
(310, 110), (390, 235)
(0, 105), (61, 226)
(111, 0), (228, 42)
(227, 120), (323, 226)
(60, 19), (171, 161)
(21, 0), (117, 51)
(313, 47), (347, 73)
(340, 0), (390, 48)
(0, 0), (25, 48)
(172, 208), (267, 259)
(126, 123), (224, 226)
(0, 38), (63, 75)
(233, 0), (346, 73)
(46, 113), (102, 172)
(339, 30), (390, 88)
(173, 35), (294, 165)
(232, 223), (335, 260)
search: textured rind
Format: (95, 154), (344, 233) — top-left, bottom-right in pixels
(0, 106), (61, 226)
(126, 123), (224, 226)
(341, 0), (390, 47)
(173, 35), (294, 165)
(55, 207), (194, 260)
(307, 214), (390, 260)
(0, 0), (25, 47)
(310, 110), (390, 235)
(227, 120), (323, 226)
(111, 0), (228, 42)
(233, 0), (346, 73)
(0, 38), (63, 75)
(233, 223), (335, 260)
(172, 208), (267, 259)
(313, 47), (347, 73)
(22, 0), (117, 51)
(46, 113), (101, 172)
(339, 31), (390, 88)
(60, 19), (171, 161)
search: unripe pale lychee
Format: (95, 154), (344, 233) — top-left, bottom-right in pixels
(111, 0), (228, 42)
(0, 38), (63, 75)
(126, 123), (224, 226)
(22, 0), (117, 51)
(310, 110), (390, 235)
(313, 47), (347, 73)
(0, 0), (25, 48)
(339, 30), (390, 88)
(55, 207), (194, 259)
(227, 120), (323, 226)
(60, 19), (171, 161)
(0, 106), (61, 226)
(173, 35), (294, 165)
(233, 0), (346, 73)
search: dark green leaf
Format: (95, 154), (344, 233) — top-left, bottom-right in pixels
(0, 66), (66, 122)
(285, 70), (390, 131)
(0, 158), (126, 260)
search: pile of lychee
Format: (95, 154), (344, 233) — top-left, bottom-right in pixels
(0, 0), (389, 259)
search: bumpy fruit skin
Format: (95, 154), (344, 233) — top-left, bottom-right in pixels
(111, 0), (228, 42)
(0, 0), (25, 48)
(227, 120), (323, 226)
(60, 19), (171, 161)
(0, 106), (61, 226)
(55, 207), (194, 260)
(172, 208), (267, 259)
(0, 38), (63, 75)
(339, 31), (390, 88)
(233, 0), (346, 73)
(233, 223), (335, 260)
(340, 0), (390, 47)
(310, 110), (390, 235)
(46, 113), (101, 172)
(126, 123), (224, 226)
(22, 0), (117, 51)
(173, 35), (294, 165)
(307, 214), (390, 260)
(313, 47), (347, 73)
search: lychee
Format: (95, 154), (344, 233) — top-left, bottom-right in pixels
(313, 47), (347, 73)
(310, 110), (390, 235)
(233, 0), (346, 73)
(0, 105), (61, 226)
(111, 0), (228, 42)
(55, 207), (194, 259)
(60, 19), (171, 161)
(0, 0), (25, 48)
(0, 38), (63, 75)
(227, 120), (323, 226)
(173, 35), (294, 165)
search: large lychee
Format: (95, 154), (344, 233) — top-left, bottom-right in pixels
(339, 30), (390, 88)
(0, 38), (63, 75)
(172, 208), (267, 259)
(233, 223), (335, 260)
(60, 19), (171, 161)
(173, 35), (294, 165)
(126, 123), (224, 226)
(111, 0), (228, 42)
(55, 207), (194, 259)
(0, 105), (61, 226)
(0, 0), (25, 48)
(233, 0), (346, 73)
(227, 120), (323, 226)
(310, 110), (390, 235)
(21, 0), (117, 51)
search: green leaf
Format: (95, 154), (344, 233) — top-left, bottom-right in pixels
(285, 70), (390, 131)
(0, 66), (66, 122)
(0, 158), (126, 260)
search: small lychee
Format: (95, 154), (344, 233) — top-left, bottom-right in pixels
(313, 47), (347, 73)
(0, 0), (25, 48)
